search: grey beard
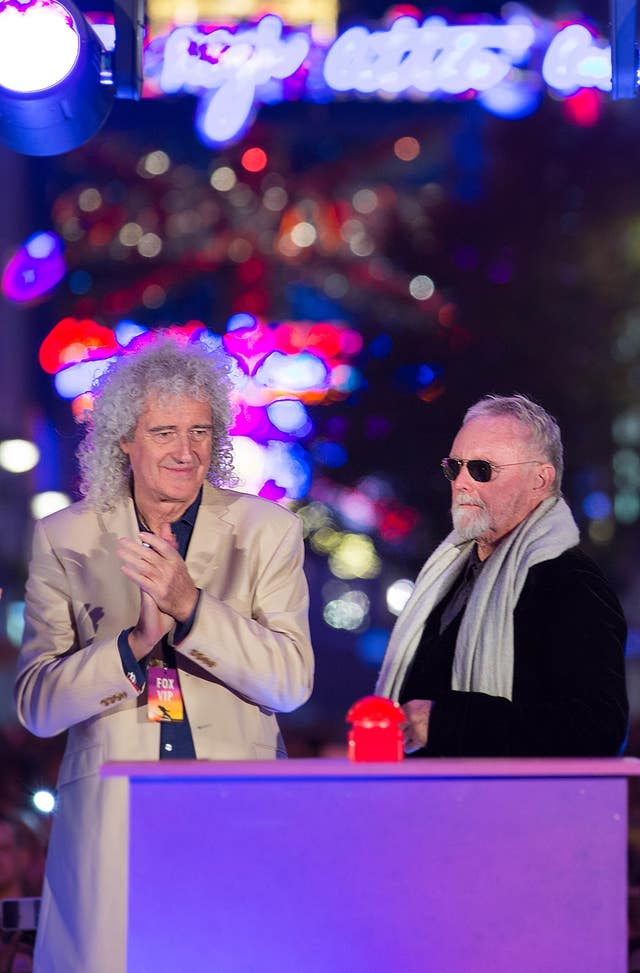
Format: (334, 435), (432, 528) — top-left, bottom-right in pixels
(451, 502), (492, 541)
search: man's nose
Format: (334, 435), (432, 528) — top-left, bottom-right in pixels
(171, 433), (195, 460)
(452, 464), (475, 491)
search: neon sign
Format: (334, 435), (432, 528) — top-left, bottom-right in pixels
(153, 14), (310, 143)
(144, 11), (616, 145)
(541, 23), (611, 92)
(323, 17), (536, 95)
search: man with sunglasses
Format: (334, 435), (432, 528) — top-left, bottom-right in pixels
(376, 393), (628, 757)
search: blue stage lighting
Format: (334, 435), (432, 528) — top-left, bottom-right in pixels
(0, 0), (142, 156)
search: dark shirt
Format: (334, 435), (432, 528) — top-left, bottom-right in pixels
(117, 490), (202, 759)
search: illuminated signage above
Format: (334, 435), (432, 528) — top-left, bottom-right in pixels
(323, 17), (536, 96)
(542, 23), (611, 92)
(156, 15), (310, 143)
(142, 10), (616, 145)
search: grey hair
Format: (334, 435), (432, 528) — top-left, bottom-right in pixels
(77, 335), (236, 509)
(463, 393), (563, 496)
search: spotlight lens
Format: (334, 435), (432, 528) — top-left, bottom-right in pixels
(0, 0), (80, 93)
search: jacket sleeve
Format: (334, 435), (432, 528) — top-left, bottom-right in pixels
(172, 515), (314, 713)
(425, 556), (629, 757)
(14, 520), (140, 738)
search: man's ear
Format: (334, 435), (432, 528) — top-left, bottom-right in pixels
(535, 463), (556, 494)
(119, 437), (131, 457)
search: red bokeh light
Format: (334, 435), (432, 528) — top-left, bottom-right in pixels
(563, 88), (601, 128)
(241, 147), (268, 173)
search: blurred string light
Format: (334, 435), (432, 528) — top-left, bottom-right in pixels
(0, 439), (40, 473)
(33, 148), (449, 338)
(38, 318), (364, 503)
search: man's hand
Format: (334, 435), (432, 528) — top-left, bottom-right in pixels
(401, 699), (434, 753)
(127, 590), (173, 661)
(118, 524), (199, 625)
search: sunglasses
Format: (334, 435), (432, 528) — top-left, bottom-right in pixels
(441, 457), (542, 483)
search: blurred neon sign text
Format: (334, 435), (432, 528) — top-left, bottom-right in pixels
(324, 17), (536, 95)
(146, 13), (615, 143)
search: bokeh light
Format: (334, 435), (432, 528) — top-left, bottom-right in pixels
(241, 147), (268, 172)
(32, 790), (56, 814)
(30, 491), (71, 520)
(386, 578), (414, 615)
(328, 533), (381, 579)
(0, 439), (40, 473)
(394, 136), (420, 161)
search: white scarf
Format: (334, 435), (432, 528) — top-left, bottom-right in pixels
(375, 497), (580, 702)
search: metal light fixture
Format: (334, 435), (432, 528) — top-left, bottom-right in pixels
(0, 0), (143, 156)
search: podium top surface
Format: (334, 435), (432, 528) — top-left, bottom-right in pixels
(100, 756), (640, 781)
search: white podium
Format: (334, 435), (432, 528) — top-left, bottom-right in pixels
(102, 757), (640, 972)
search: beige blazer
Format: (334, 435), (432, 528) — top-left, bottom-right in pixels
(15, 483), (314, 973)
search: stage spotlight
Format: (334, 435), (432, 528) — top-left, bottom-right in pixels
(0, 0), (115, 156)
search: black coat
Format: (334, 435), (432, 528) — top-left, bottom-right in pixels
(408, 547), (629, 757)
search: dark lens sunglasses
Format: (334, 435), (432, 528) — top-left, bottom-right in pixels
(441, 457), (542, 483)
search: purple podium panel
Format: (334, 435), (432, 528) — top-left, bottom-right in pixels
(102, 758), (640, 973)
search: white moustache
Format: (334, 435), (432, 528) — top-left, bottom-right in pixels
(453, 493), (486, 511)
